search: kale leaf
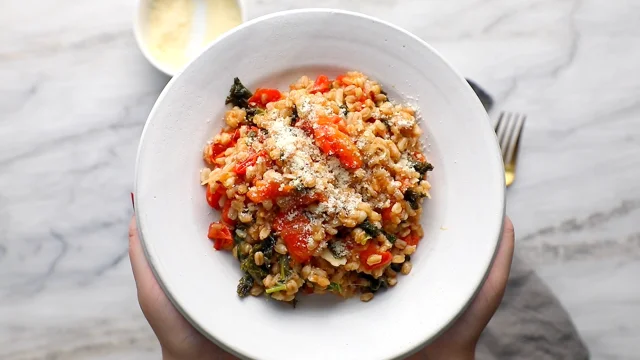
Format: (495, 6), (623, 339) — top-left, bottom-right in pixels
(240, 254), (267, 282)
(237, 273), (253, 298)
(404, 188), (426, 210)
(328, 282), (343, 294)
(359, 219), (381, 238)
(359, 273), (388, 293)
(383, 231), (397, 244)
(413, 161), (434, 177)
(225, 77), (252, 108)
(245, 107), (264, 123)
(259, 234), (277, 260)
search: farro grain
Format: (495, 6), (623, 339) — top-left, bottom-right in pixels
(395, 239), (407, 250)
(254, 251), (264, 266)
(250, 284), (264, 296)
(360, 293), (374, 302)
(275, 243), (287, 255)
(367, 254), (383, 266)
(401, 261), (413, 275)
(240, 242), (252, 255)
(404, 245), (417, 255)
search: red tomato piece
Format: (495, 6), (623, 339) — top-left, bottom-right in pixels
(403, 234), (421, 247)
(221, 199), (235, 225)
(359, 242), (393, 271)
(295, 120), (315, 137)
(313, 124), (362, 169)
(317, 115), (348, 133)
(234, 150), (268, 175)
(273, 209), (313, 263)
(208, 129), (241, 163)
(310, 75), (331, 93)
(247, 180), (293, 203)
(248, 88), (282, 108)
(206, 184), (225, 210)
(380, 202), (394, 222)
(208, 222), (234, 250)
(336, 74), (349, 86)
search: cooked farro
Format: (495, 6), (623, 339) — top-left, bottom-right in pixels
(201, 72), (433, 303)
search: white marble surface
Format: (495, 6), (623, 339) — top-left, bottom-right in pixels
(1, 0), (639, 359)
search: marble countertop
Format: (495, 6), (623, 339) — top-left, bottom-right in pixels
(1, 0), (639, 359)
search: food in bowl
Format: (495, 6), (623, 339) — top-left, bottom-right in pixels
(200, 71), (433, 303)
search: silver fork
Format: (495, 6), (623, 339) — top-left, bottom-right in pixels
(495, 112), (526, 187)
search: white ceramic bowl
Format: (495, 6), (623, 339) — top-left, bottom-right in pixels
(135, 9), (505, 360)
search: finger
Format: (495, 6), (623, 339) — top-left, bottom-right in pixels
(461, 216), (515, 329)
(129, 216), (152, 292)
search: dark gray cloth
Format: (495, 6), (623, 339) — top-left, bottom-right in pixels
(477, 256), (590, 360)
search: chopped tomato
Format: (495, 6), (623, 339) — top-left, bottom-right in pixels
(293, 192), (326, 208)
(403, 234), (421, 247)
(273, 209), (313, 263)
(317, 115), (348, 133)
(208, 222), (234, 250)
(380, 202), (394, 221)
(336, 74), (349, 86)
(279, 191), (327, 210)
(234, 150), (268, 175)
(206, 184), (225, 210)
(310, 75), (331, 93)
(248, 88), (282, 108)
(359, 241), (392, 271)
(314, 124), (362, 169)
(413, 151), (427, 163)
(208, 129), (241, 163)
(295, 120), (315, 137)
(221, 199), (235, 225)
(247, 180), (293, 203)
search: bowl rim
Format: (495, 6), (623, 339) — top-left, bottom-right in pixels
(134, 8), (506, 360)
(132, 0), (249, 77)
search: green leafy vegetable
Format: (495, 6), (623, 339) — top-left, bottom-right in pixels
(328, 241), (348, 258)
(246, 107), (264, 123)
(328, 282), (343, 294)
(237, 273), (253, 298)
(259, 234), (277, 259)
(413, 160), (434, 177)
(265, 283), (287, 294)
(360, 274), (388, 293)
(360, 219), (396, 244)
(279, 255), (291, 280)
(359, 219), (381, 237)
(390, 263), (402, 272)
(225, 77), (252, 108)
(240, 254), (267, 282)
(383, 231), (397, 244)
(404, 188), (426, 210)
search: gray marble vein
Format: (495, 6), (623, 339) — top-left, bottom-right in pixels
(1, 0), (639, 359)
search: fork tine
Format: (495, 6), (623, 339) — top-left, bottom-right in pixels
(504, 113), (526, 165)
(495, 112), (511, 158)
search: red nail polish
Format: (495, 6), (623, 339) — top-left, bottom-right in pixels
(131, 192), (135, 209)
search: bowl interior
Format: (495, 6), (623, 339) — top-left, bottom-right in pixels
(135, 9), (504, 360)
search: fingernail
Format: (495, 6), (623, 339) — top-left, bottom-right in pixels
(131, 192), (135, 209)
